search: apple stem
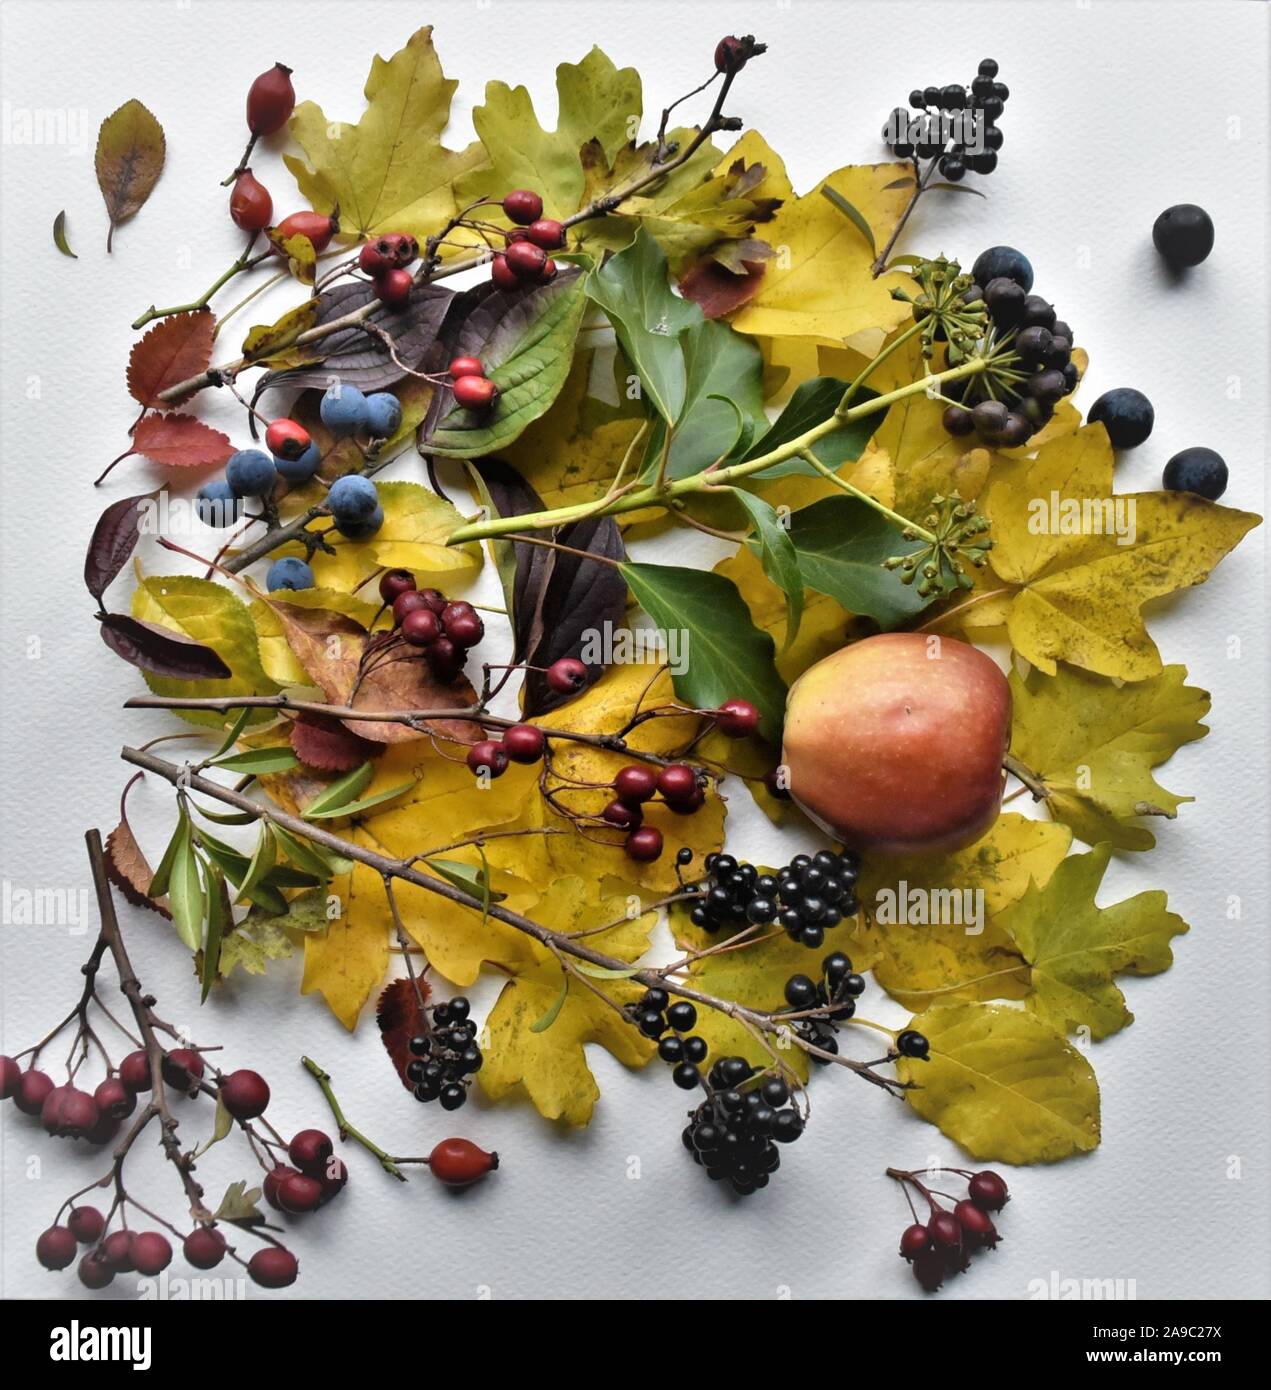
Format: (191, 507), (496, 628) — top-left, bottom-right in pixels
(1002, 751), (1048, 801)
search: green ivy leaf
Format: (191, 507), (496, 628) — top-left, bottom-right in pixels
(731, 490), (804, 649)
(741, 378), (883, 479)
(619, 561), (787, 742)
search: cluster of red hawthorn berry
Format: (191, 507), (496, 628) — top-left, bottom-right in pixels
(894, 1166), (1009, 1292)
(375, 566), (487, 685)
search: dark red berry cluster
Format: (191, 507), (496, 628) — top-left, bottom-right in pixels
(491, 190), (564, 291)
(378, 568), (484, 684)
(358, 231), (421, 308)
(605, 762), (706, 864)
(406, 996), (481, 1111)
(264, 1127), (348, 1220)
(896, 1167), (1009, 1292)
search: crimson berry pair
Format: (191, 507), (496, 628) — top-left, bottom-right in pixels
(358, 231), (420, 308)
(491, 189), (563, 291)
(466, 723), (546, 779)
(263, 1127), (348, 1215)
(447, 354), (498, 413)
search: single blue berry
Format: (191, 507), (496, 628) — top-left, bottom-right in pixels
(1088, 388), (1154, 449)
(971, 245), (1033, 292)
(275, 441), (321, 483)
(225, 448), (277, 497)
(319, 382), (370, 438)
(266, 557), (316, 592)
(1152, 204), (1213, 269)
(364, 392), (403, 438)
(1163, 447), (1227, 501)
(335, 502), (384, 539)
(327, 474), (378, 523)
(196, 480), (243, 528)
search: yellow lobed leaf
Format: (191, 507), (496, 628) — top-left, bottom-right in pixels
(996, 844), (1189, 1041)
(300, 846), (390, 1029)
(898, 1001), (1100, 1163)
(983, 425), (1261, 679)
(479, 878), (655, 1125)
(283, 26), (484, 246)
(730, 163), (916, 348)
(851, 814), (1073, 1011)
(1009, 663), (1210, 850)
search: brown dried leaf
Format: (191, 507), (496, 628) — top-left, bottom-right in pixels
(95, 99), (166, 251)
(127, 312), (215, 408)
(290, 712), (385, 772)
(105, 819), (171, 919)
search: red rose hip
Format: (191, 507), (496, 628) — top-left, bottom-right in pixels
(427, 1137), (499, 1187)
(230, 169), (273, 231)
(246, 62), (295, 136)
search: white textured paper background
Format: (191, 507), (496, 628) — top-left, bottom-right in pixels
(1, 0), (1268, 1302)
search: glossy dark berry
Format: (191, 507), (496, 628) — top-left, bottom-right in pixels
(625, 826), (664, 862)
(715, 698), (760, 738)
(1163, 447), (1227, 500)
(968, 1169), (1010, 1211)
(658, 1035), (684, 1064)
(466, 740), (509, 778)
(667, 1001), (697, 1032)
(939, 154), (966, 181)
(683, 1036), (708, 1064)
(439, 1083), (467, 1111)
(896, 1029), (930, 1059)
(288, 1129), (333, 1175)
(183, 1226), (227, 1269)
(613, 765), (658, 802)
(502, 189), (543, 225)
(783, 974), (817, 1009)
(983, 276), (1025, 327)
(899, 1223), (931, 1259)
(637, 1009), (666, 1039)
(943, 404), (974, 436)
(656, 764), (698, 803)
(1152, 203), (1214, 268)
(972, 246), (1033, 292)
(1088, 388), (1155, 449)
(911, 1246), (945, 1292)
(248, 1247), (299, 1288)
(672, 1063), (700, 1090)
(502, 724), (546, 763)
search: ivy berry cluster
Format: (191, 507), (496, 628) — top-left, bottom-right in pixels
(884, 58), (1009, 181)
(686, 848), (862, 949)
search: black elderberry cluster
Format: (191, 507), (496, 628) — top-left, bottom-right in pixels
(882, 59), (1009, 181)
(628, 988), (711, 1089)
(406, 997), (481, 1111)
(943, 273), (1078, 446)
(682, 1056), (804, 1196)
(781, 951), (865, 1062)
(687, 849), (860, 949)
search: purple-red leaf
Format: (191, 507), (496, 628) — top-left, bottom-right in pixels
(376, 978), (432, 1092)
(85, 491), (157, 604)
(130, 412), (234, 469)
(98, 612), (231, 680)
(289, 713), (384, 772)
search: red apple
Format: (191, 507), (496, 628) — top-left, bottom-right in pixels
(781, 633), (1010, 856)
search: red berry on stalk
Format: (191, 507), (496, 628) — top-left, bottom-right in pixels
(899, 1223), (931, 1260)
(317, 1157), (348, 1204)
(288, 1129), (333, 1176)
(426, 637), (461, 680)
(249, 1246), (299, 1288)
(502, 724), (546, 764)
(467, 740), (509, 778)
(954, 1199), (1000, 1249)
(263, 1164), (301, 1211)
(230, 169), (273, 231)
(130, 1231), (173, 1276)
(278, 1173), (324, 1214)
(911, 1246), (946, 1292)
(45, 1086), (99, 1138)
(246, 62), (295, 136)
(714, 35), (758, 73)
(392, 589), (431, 624)
(14, 1068), (54, 1115)
(927, 1209), (962, 1252)
(359, 232), (418, 274)
(265, 417), (311, 461)
(440, 600), (475, 624)
(603, 800), (642, 830)
(162, 1048), (204, 1092)
(666, 785), (705, 815)
(401, 608), (441, 647)
(78, 1252), (116, 1289)
(119, 1050), (151, 1093)
(0, 1054), (20, 1098)
(273, 210), (338, 254)
(36, 1226), (78, 1270)
(183, 1226), (227, 1270)
(452, 375), (498, 410)
(94, 1077), (135, 1121)
(625, 826), (664, 862)
(101, 1230), (136, 1272)
(446, 612), (484, 648)
(968, 1169), (1009, 1211)
(427, 1136), (499, 1187)
(220, 1068), (270, 1121)
(375, 267), (414, 308)
(448, 355), (484, 379)
(715, 698), (760, 738)
(68, 1206), (107, 1244)
(490, 254), (519, 291)
(417, 587), (447, 614)
(657, 764), (698, 803)
(379, 568), (416, 602)
(613, 765), (658, 802)
(502, 189), (543, 225)
(527, 218), (565, 250)
(546, 657), (588, 694)
(539, 259), (558, 284)
(505, 239), (548, 280)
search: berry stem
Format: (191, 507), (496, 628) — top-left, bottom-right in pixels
(299, 1057), (410, 1181)
(796, 449), (938, 543)
(131, 236), (267, 331)
(1001, 751), (1048, 802)
(871, 152), (943, 276)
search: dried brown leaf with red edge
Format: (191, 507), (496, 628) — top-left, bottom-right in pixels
(129, 412), (234, 469)
(290, 712), (385, 772)
(127, 312), (215, 408)
(376, 978), (431, 1092)
(267, 601), (481, 745)
(105, 819), (171, 919)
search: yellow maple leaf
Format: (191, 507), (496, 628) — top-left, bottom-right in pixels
(850, 814), (1072, 1012)
(479, 878), (655, 1125)
(283, 26), (483, 246)
(730, 163), (916, 349)
(982, 425), (1260, 679)
(301, 846), (389, 1030)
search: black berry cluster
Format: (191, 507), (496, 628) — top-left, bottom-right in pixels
(686, 848), (860, 948)
(781, 951), (866, 1062)
(682, 1057), (804, 1196)
(883, 59), (1009, 181)
(406, 997), (481, 1111)
(627, 987), (711, 1090)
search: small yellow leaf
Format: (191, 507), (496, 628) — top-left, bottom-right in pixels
(301, 848), (389, 1029)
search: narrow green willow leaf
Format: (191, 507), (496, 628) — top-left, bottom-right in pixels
(820, 185), (876, 254)
(169, 835), (205, 953)
(191, 803), (259, 826)
(302, 778), (417, 821)
(529, 974), (570, 1033)
(574, 962), (642, 979)
(731, 489), (804, 649)
(300, 762), (375, 819)
(424, 856), (508, 905)
(234, 826), (277, 905)
(147, 807), (188, 899)
(262, 864), (322, 889)
(200, 866), (230, 1003)
(210, 707), (253, 761)
(211, 747), (300, 775)
(274, 824), (351, 879)
(930, 181), (986, 197)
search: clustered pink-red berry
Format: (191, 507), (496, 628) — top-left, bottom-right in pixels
(382, 572), (484, 685)
(897, 1169), (1009, 1292)
(489, 189), (561, 291)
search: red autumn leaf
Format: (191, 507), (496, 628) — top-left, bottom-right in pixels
(678, 257), (767, 319)
(376, 978), (431, 1092)
(126, 310), (215, 408)
(289, 712), (385, 772)
(131, 412), (234, 469)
